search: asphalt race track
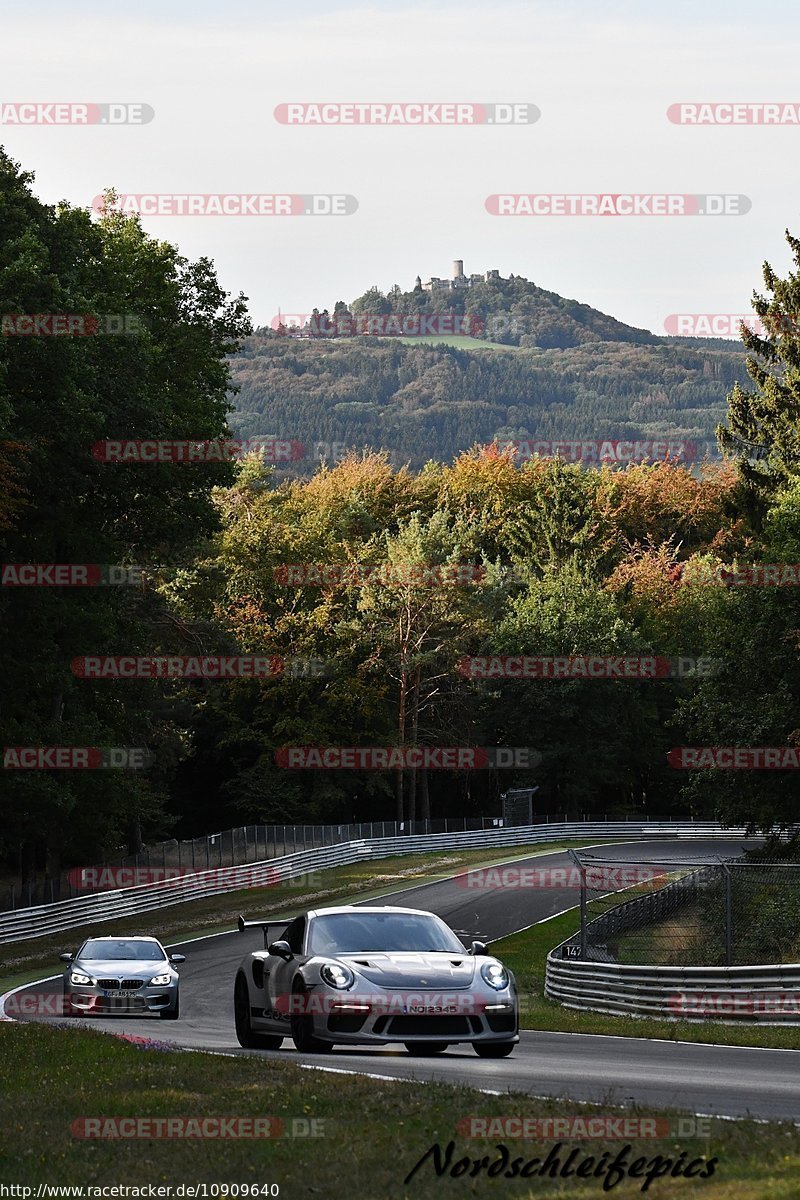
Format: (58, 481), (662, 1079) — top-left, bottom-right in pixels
(12, 838), (800, 1121)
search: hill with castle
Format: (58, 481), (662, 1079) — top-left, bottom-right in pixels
(273, 260), (666, 350)
(234, 263), (747, 471)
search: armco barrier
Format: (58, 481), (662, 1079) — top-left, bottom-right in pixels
(545, 845), (800, 1025)
(0, 821), (750, 945)
(545, 955), (800, 1024)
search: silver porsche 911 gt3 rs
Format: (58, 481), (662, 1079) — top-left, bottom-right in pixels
(233, 904), (518, 1056)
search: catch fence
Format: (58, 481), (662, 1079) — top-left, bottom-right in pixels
(564, 849), (800, 968)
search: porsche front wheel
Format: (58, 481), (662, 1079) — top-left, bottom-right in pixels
(290, 981), (333, 1054)
(234, 975), (283, 1050)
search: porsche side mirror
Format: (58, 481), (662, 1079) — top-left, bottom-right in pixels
(470, 941), (488, 957)
(59, 952), (73, 963)
(268, 940), (294, 961)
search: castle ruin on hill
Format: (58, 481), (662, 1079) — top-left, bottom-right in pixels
(417, 260), (502, 292)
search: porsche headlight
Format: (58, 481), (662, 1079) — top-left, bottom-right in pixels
(320, 962), (354, 989)
(149, 972), (172, 986)
(480, 962), (509, 991)
(69, 970), (92, 986)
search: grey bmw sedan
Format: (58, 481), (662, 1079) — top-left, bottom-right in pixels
(60, 935), (185, 1019)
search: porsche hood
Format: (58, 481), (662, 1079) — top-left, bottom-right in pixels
(336, 951), (477, 989)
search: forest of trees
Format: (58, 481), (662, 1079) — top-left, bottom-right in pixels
(2, 145), (800, 885)
(235, 272), (747, 473)
(230, 336), (748, 475)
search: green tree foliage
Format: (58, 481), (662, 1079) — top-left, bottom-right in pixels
(162, 449), (763, 833)
(0, 150), (251, 879)
(5, 150), (799, 881)
(718, 229), (800, 500)
(231, 336), (746, 476)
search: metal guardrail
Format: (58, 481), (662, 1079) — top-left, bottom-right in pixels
(546, 849), (800, 1025)
(545, 955), (800, 1024)
(0, 820), (749, 945)
(2, 816), (511, 911)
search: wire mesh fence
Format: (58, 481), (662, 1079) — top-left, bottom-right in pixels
(0, 814), (513, 911)
(566, 850), (800, 967)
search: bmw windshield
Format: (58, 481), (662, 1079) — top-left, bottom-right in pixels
(79, 940), (166, 961)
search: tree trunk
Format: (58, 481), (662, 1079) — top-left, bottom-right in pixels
(396, 669), (407, 823)
(419, 767), (430, 821)
(407, 666), (421, 826)
(45, 841), (61, 902)
(19, 839), (36, 903)
(127, 816), (144, 855)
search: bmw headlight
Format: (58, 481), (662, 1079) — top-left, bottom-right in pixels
(69, 970), (92, 986)
(480, 962), (509, 991)
(149, 972), (172, 986)
(320, 962), (354, 989)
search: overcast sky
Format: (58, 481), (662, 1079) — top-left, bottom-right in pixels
(2, 0), (799, 335)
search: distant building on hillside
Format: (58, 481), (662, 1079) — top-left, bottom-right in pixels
(419, 261), (503, 292)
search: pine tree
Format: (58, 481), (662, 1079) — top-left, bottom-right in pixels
(718, 229), (800, 496)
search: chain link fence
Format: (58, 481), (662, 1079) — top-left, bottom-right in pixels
(1, 814), (514, 911)
(565, 849), (800, 967)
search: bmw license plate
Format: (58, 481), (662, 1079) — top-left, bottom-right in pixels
(104, 990), (139, 997)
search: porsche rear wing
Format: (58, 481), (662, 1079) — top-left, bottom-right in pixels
(237, 914), (291, 950)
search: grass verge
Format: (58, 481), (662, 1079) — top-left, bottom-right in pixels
(1, 1022), (798, 1197)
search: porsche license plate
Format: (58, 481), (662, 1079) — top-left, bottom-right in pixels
(408, 1005), (457, 1014)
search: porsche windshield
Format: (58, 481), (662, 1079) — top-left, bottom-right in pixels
(308, 913), (465, 955)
